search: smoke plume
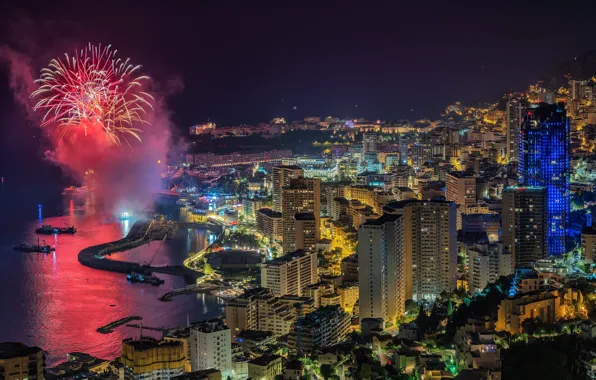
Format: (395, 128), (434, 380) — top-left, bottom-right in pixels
(1, 33), (178, 216)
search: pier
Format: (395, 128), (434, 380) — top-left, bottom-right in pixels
(97, 316), (142, 334)
(78, 220), (222, 282)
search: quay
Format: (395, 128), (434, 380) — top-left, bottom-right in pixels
(97, 315), (142, 334)
(78, 220), (222, 282)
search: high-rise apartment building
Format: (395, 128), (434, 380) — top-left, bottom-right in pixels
(294, 213), (317, 252)
(287, 306), (351, 354)
(506, 99), (524, 162)
(189, 319), (232, 376)
(120, 337), (185, 380)
(225, 288), (313, 339)
(518, 102), (569, 256)
(467, 242), (513, 294)
(256, 208), (283, 242)
(502, 186), (548, 266)
(411, 143), (432, 167)
(385, 200), (457, 301)
(272, 165), (304, 212)
(260, 250), (318, 296)
(0, 343), (45, 380)
(281, 178), (321, 253)
(362, 132), (378, 157)
(445, 171), (476, 210)
(358, 214), (405, 324)
(582, 226), (596, 263)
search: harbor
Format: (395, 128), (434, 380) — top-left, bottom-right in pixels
(77, 220), (222, 282)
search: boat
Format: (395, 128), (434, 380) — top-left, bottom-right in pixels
(13, 239), (55, 253)
(35, 225), (77, 235)
(127, 272), (165, 286)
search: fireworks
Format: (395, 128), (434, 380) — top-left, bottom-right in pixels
(31, 43), (154, 144)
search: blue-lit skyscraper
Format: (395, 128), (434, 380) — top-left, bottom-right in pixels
(518, 102), (570, 256)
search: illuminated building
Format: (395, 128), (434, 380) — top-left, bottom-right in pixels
(260, 250), (318, 297)
(445, 171), (477, 229)
(445, 171), (476, 210)
(256, 208), (283, 242)
(241, 198), (263, 221)
(467, 243), (512, 294)
(496, 289), (581, 334)
(189, 319), (232, 375)
(247, 355), (283, 380)
(0, 343), (45, 380)
(225, 288), (313, 339)
(281, 178), (320, 253)
(411, 143), (432, 167)
(340, 254), (359, 282)
(502, 186), (547, 266)
(518, 102), (570, 256)
(362, 132), (379, 157)
(385, 200), (457, 301)
(189, 122), (216, 135)
(287, 306), (351, 354)
(337, 282), (359, 314)
(186, 149), (292, 167)
(358, 213), (405, 324)
(294, 213), (317, 251)
(393, 187), (416, 201)
(391, 164), (413, 188)
(505, 99), (524, 162)
(120, 337), (185, 380)
(582, 226), (596, 263)
(272, 165), (304, 212)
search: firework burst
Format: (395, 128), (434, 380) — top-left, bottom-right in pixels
(31, 43), (154, 145)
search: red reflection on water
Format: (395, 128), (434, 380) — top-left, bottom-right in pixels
(17, 211), (215, 365)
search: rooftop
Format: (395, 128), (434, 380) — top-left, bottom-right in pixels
(257, 208), (283, 218)
(294, 212), (315, 221)
(122, 337), (182, 351)
(0, 342), (43, 359)
(191, 318), (229, 333)
(264, 249), (311, 265)
(249, 354), (282, 366)
(361, 213), (402, 226)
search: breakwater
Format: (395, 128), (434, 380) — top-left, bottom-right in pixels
(78, 220), (222, 281)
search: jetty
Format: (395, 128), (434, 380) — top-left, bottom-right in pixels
(97, 316), (142, 334)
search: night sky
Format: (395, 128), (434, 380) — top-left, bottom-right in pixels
(2, 0), (596, 128)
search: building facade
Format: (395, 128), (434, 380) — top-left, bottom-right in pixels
(256, 208), (283, 242)
(281, 178), (321, 253)
(260, 250), (318, 297)
(287, 306), (351, 354)
(120, 337), (185, 380)
(518, 102), (570, 256)
(358, 214), (406, 324)
(502, 186), (548, 266)
(272, 165), (304, 212)
(385, 200), (457, 301)
(506, 99), (524, 162)
(189, 319), (232, 376)
(0, 343), (45, 380)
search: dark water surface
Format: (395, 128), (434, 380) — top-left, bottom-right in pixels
(0, 183), (223, 365)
